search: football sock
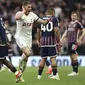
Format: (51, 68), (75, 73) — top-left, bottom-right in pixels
(74, 61), (78, 73)
(19, 54), (28, 73)
(72, 60), (78, 73)
(38, 67), (44, 75)
(19, 59), (27, 73)
(11, 66), (17, 73)
(52, 69), (57, 75)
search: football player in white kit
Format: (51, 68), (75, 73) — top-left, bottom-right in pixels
(15, 1), (50, 82)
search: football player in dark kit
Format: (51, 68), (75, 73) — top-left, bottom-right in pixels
(0, 29), (14, 72)
(37, 8), (61, 80)
(61, 11), (85, 76)
(0, 18), (22, 83)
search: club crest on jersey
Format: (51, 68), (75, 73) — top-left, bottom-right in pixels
(30, 19), (33, 23)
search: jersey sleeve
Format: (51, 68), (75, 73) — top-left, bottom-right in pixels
(33, 13), (39, 21)
(77, 21), (83, 30)
(0, 18), (7, 44)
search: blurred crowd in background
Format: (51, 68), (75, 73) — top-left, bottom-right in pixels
(0, 0), (85, 56)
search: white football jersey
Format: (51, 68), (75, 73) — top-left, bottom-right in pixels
(15, 11), (39, 39)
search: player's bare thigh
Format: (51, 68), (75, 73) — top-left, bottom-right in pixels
(21, 46), (31, 57)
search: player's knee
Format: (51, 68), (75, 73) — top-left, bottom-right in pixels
(24, 57), (28, 62)
(43, 58), (47, 62)
(0, 59), (5, 63)
(0, 58), (6, 63)
(22, 47), (31, 57)
(39, 58), (46, 67)
(71, 56), (77, 61)
(45, 58), (47, 61)
(24, 51), (30, 57)
(72, 59), (78, 63)
(51, 62), (57, 67)
(51, 57), (56, 64)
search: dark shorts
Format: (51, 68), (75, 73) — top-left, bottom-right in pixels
(0, 46), (8, 59)
(68, 42), (78, 55)
(40, 47), (57, 58)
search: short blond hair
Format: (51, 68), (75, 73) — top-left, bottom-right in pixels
(46, 8), (55, 15)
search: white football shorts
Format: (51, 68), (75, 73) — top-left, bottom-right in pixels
(15, 36), (32, 49)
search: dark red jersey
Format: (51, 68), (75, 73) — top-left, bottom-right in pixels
(67, 20), (83, 43)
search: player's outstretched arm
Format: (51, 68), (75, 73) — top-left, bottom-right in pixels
(37, 18), (50, 25)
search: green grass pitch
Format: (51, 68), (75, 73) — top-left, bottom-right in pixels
(0, 67), (85, 85)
